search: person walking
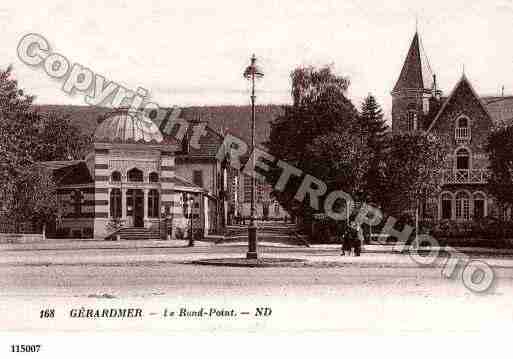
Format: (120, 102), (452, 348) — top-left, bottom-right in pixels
(341, 222), (355, 256)
(353, 222), (364, 256)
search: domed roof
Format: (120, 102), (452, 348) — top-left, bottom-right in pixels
(94, 109), (163, 144)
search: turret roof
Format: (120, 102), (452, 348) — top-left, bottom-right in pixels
(393, 32), (435, 92)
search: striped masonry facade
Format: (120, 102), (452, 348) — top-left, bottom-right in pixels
(160, 154), (177, 214)
(94, 152), (110, 218)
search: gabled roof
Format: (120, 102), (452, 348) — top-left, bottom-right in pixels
(393, 32), (435, 92)
(173, 175), (207, 193)
(427, 74), (493, 132)
(39, 160), (93, 185)
(38, 160), (83, 170)
(161, 110), (225, 159)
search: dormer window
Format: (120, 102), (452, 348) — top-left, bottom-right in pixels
(455, 116), (471, 143)
(407, 110), (418, 131)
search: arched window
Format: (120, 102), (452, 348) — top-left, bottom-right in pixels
(456, 148), (470, 170)
(111, 171), (121, 182)
(149, 172), (159, 183)
(441, 193), (452, 220)
(128, 168), (143, 182)
(407, 110), (417, 132)
(455, 116), (471, 141)
(148, 189), (160, 218)
(458, 117), (468, 128)
(110, 188), (122, 218)
(473, 192), (486, 219)
(456, 192), (470, 220)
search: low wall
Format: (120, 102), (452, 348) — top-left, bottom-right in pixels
(0, 233), (45, 244)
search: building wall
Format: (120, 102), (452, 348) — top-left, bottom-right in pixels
(175, 158), (226, 233)
(88, 144), (174, 238)
(161, 150), (179, 239)
(175, 159), (217, 194)
(55, 187), (95, 238)
(392, 89), (426, 133)
(229, 171), (289, 220)
(395, 79), (499, 224)
(430, 82), (493, 170)
(93, 148), (110, 236)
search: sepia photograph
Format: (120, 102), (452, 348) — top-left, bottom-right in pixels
(1, 0), (513, 356)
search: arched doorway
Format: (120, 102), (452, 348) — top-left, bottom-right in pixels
(455, 191), (471, 221)
(127, 189), (144, 227)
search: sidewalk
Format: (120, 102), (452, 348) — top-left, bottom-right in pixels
(3, 237), (513, 258)
(0, 238), (214, 252)
(310, 243), (513, 256)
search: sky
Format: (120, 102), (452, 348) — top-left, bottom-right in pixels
(2, 0), (513, 121)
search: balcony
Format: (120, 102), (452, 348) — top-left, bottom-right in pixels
(455, 127), (471, 144)
(441, 168), (488, 185)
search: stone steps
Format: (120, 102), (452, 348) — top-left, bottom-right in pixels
(106, 227), (160, 241)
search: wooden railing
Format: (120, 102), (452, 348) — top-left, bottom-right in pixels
(455, 128), (471, 145)
(441, 168), (488, 184)
(455, 127), (470, 140)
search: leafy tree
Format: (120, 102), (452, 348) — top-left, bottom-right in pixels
(379, 133), (446, 221)
(35, 112), (91, 161)
(4, 166), (59, 231)
(266, 65), (364, 229)
(0, 65), (34, 116)
(0, 66), (86, 231)
(307, 125), (369, 198)
(0, 100), (40, 193)
(487, 125), (513, 217)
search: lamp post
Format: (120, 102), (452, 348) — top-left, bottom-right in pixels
(243, 54), (264, 259)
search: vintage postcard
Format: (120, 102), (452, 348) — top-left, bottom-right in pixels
(1, 0), (513, 356)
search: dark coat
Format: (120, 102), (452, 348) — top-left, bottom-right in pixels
(342, 226), (357, 250)
(344, 226), (362, 249)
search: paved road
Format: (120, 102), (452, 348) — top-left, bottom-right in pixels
(1, 245), (513, 332)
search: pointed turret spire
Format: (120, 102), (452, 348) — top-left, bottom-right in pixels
(393, 32), (435, 93)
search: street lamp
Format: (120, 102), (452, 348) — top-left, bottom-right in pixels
(243, 54), (264, 259)
(187, 194), (194, 247)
